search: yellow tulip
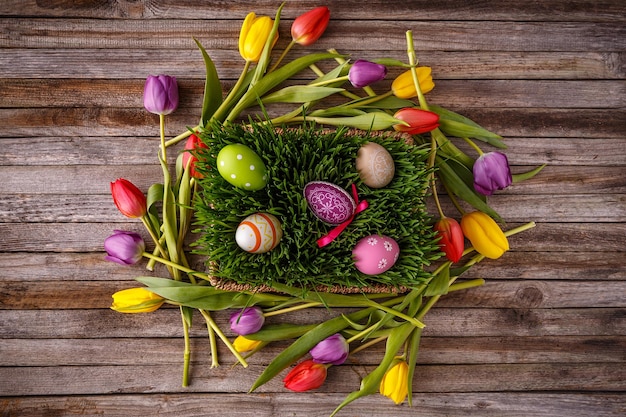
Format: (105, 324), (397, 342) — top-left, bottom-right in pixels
(233, 335), (264, 353)
(239, 12), (276, 63)
(391, 67), (435, 99)
(461, 211), (509, 259)
(379, 359), (409, 405)
(110, 288), (164, 313)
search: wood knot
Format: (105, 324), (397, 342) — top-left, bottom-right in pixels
(514, 285), (544, 308)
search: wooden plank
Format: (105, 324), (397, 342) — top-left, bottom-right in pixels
(1, 50), (623, 80)
(2, 108), (623, 138)
(1, 19), (624, 52)
(1, 308), (623, 339)
(2, 0), (626, 22)
(1, 193), (623, 223)
(2, 279), (624, 310)
(0, 222), (623, 253)
(0, 362), (623, 396)
(0, 392), (623, 417)
(2, 137), (625, 167)
(1, 251), (623, 282)
(1, 165), (623, 195)
(3, 79), (625, 109)
(2, 335), (624, 367)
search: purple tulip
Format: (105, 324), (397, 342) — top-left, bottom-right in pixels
(473, 151), (513, 196)
(104, 230), (146, 265)
(348, 59), (387, 88)
(229, 306), (265, 335)
(309, 333), (349, 365)
(143, 74), (179, 115)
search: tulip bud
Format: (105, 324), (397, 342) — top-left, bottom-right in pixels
(232, 335), (264, 353)
(461, 211), (509, 259)
(104, 230), (145, 265)
(434, 217), (464, 263)
(473, 151), (512, 196)
(391, 67), (435, 99)
(283, 359), (328, 392)
(348, 59), (387, 88)
(291, 6), (330, 46)
(309, 333), (349, 365)
(379, 359), (409, 405)
(229, 306), (265, 335)
(393, 108), (439, 135)
(111, 287), (165, 313)
(239, 12), (277, 63)
(182, 133), (209, 179)
(143, 75), (179, 115)
(110, 178), (147, 219)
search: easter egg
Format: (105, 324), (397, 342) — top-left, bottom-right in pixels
(217, 144), (268, 190)
(352, 235), (400, 275)
(356, 142), (395, 188)
(304, 181), (356, 225)
(235, 213), (283, 254)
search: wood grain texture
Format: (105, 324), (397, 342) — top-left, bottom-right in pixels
(0, 1), (624, 416)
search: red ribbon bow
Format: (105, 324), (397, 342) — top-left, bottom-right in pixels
(317, 184), (368, 248)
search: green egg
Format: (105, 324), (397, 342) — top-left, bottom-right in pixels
(216, 144), (268, 190)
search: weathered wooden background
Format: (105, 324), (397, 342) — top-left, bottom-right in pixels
(1, 1), (625, 416)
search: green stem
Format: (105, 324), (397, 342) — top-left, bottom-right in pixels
(159, 114), (167, 163)
(308, 75), (349, 87)
(263, 301), (322, 317)
(165, 125), (200, 148)
(212, 60), (252, 124)
(141, 251), (211, 281)
(349, 335), (387, 355)
(269, 39), (296, 72)
(180, 306), (191, 387)
(204, 310), (220, 368)
(448, 278), (485, 292)
(405, 31), (429, 111)
(463, 137), (484, 156)
(199, 309), (249, 368)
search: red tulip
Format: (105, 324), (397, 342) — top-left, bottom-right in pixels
(291, 6), (330, 46)
(283, 359), (328, 392)
(182, 134), (208, 179)
(393, 108), (440, 135)
(434, 217), (465, 263)
(110, 178), (147, 218)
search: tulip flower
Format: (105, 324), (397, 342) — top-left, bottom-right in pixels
(110, 178), (147, 218)
(392, 108), (439, 135)
(309, 333), (349, 365)
(434, 217), (464, 263)
(182, 133), (209, 179)
(143, 74), (179, 115)
(239, 12), (276, 63)
(229, 306), (265, 335)
(233, 335), (264, 353)
(461, 211), (509, 259)
(283, 359), (328, 392)
(391, 67), (435, 99)
(291, 6), (330, 46)
(348, 59), (388, 88)
(473, 151), (513, 196)
(111, 287), (165, 313)
(379, 359), (409, 405)
(104, 230), (145, 265)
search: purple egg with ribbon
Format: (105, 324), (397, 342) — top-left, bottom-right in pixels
(304, 181), (356, 225)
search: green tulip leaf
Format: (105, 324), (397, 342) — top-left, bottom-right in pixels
(429, 104), (506, 148)
(406, 327), (422, 407)
(512, 164), (546, 183)
(424, 263), (450, 296)
(309, 107), (366, 117)
(245, 323), (317, 342)
(251, 3), (285, 86)
(371, 58), (409, 67)
(261, 86), (344, 104)
(436, 156), (502, 221)
(194, 38), (223, 126)
(307, 112), (401, 131)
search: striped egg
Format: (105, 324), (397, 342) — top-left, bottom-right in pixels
(235, 213), (283, 254)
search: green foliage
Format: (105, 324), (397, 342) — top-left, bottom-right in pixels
(192, 121), (441, 289)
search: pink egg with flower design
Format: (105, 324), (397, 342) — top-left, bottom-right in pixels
(304, 181), (356, 225)
(352, 235), (400, 275)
